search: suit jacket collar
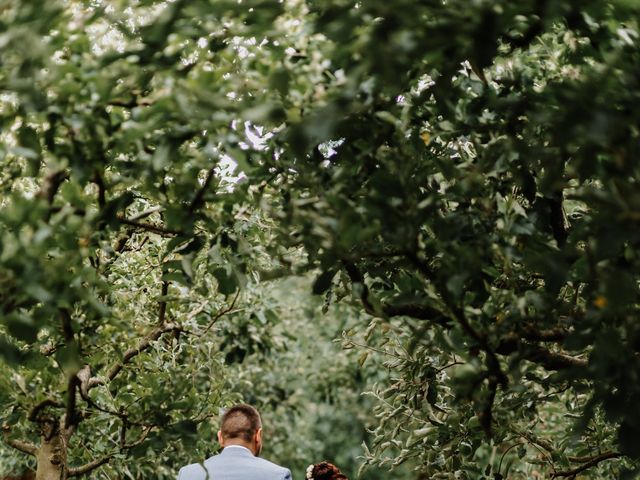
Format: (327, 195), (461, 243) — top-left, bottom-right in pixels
(221, 445), (254, 458)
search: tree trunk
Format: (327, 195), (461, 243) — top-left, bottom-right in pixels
(35, 432), (67, 480)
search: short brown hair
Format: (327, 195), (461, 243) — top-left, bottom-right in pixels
(220, 404), (262, 442)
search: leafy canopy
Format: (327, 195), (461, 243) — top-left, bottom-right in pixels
(2, 0), (640, 479)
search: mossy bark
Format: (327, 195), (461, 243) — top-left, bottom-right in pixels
(34, 424), (68, 480)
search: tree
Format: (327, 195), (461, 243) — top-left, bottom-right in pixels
(3, 0), (640, 479)
(249, 1), (640, 478)
(0, 0), (285, 477)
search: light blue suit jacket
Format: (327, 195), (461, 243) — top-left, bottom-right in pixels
(177, 446), (292, 480)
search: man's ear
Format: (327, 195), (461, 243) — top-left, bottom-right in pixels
(255, 427), (263, 443)
(217, 430), (225, 447)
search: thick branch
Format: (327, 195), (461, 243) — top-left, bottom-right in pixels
(520, 325), (569, 343)
(480, 378), (498, 439)
(59, 309), (82, 430)
(551, 451), (621, 478)
(28, 399), (64, 422)
(65, 372), (80, 430)
(5, 438), (38, 456)
(67, 454), (111, 477)
(496, 337), (587, 370)
(2, 424), (37, 456)
(469, 60), (489, 85)
(522, 344), (587, 370)
(59, 308), (74, 344)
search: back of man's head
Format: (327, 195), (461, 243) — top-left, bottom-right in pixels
(220, 404), (262, 442)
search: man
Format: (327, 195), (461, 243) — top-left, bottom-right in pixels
(177, 404), (292, 480)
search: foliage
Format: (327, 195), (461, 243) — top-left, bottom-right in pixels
(249, 0), (640, 478)
(0, 0), (287, 477)
(214, 275), (411, 480)
(2, 0), (640, 479)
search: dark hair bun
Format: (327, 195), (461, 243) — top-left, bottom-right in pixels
(312, 461), (348, 480)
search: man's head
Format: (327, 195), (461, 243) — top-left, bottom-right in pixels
(217, 404), (263, 456)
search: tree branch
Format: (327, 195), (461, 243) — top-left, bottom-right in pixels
(67, 425), (153, 477)
(93, 170), (107, 208)
(77, 384), (148, 428)
(117, 217), (181, 236)
(84, 283), (180, 392)
(343, 261), (450, 327)
(59, 308), (75, 344)
(28, 399), (64, 422)
(2, 424), (38, 456)
(480, 377), (498, 438)
(201, 290), (241, 335)
(521, 344), (587, 370)
(520, 325), (569, 343)
(346, 252), (582, 384)
(107, 95), (153, 109)
(551, 451), (621, 478)
(59, 309), (82, 429)
(546, 191), (568, 248)
(67, 454), (111, 477)
(516, 429), (555, 453)
(382, 303), (450, 327)
(496, 337), (587, 370)
(88, 323), (182, 389)
(158, 281), (169, 325)
(128, 206), (162, 222)
(402, 252), (508, 384)
(4, 438), (38, 456)
(36, 169), (68, 205)
(188, 166), (217, 216)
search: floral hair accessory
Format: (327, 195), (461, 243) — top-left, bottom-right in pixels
(306, 464), (315, 479)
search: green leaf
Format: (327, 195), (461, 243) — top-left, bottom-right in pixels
(6, 313), (38, 343)
(212, 267), (238, 296)
(0, 335), (27, 365)
(173, 419), (198, 438)
(17, 126), (42, 175)
(269, 68), (290, 96)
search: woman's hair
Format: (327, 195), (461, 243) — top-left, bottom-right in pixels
(309, 461), (348, 480)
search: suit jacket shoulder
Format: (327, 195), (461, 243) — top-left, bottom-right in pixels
(177, 462), (208, 480)
(177, 447), (292, 480)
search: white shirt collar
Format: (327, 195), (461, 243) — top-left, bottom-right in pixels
(223, 445), (252, 453)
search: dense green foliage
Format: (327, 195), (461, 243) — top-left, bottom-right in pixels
(2, 0), (640, 479)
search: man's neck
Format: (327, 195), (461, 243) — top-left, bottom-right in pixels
(223, 442), (256, 455)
